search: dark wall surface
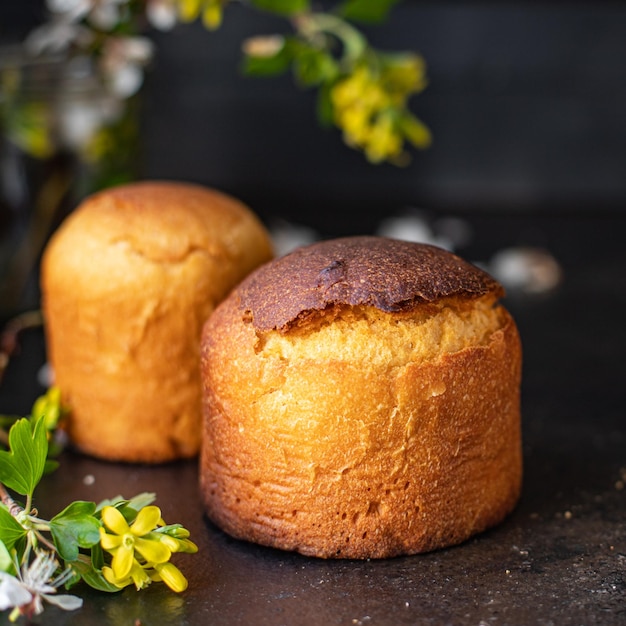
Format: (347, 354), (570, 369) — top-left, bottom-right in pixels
(2, 2), (625, 234)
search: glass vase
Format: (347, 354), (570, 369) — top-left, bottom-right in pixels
(0, 45), (141, 321)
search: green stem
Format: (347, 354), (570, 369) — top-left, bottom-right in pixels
(294, 11), (368, 62)
(0, 483), (57, 553)
(32, 528), (57, 553)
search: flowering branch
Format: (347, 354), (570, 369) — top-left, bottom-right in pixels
(19, 0), (430, 165)
(0, 391), (197, 622)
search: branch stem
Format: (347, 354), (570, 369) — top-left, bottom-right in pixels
(0, 481), (23, 517)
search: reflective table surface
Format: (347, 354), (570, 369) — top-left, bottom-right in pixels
(1, 213), (624, 625)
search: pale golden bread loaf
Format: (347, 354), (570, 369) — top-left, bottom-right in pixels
(200, 236), (522, 558)
(41, 181), (273, 463)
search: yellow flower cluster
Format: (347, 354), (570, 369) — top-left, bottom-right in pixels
(99, 506), (197, 593)
(177, 0), (226, 30)
(330, 55), (431, 164)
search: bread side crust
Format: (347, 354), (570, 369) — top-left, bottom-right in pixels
(200, 296), (522, 558)
(41, 182), (273, 463)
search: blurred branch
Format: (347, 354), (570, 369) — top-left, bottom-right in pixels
(0, 310), (43, 385)
(20, 0), (430, 165)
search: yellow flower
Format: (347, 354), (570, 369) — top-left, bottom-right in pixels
(31, 386), (63, 431)
(177, 0), (224, 29)
(151, 562), (189, 593)
(331, 66), (387, 112)
(177, 0), (202, 21)
(336, 106), (371, 147)
(329, 60), (430, 164)
(99, 506), (195, 593)
(202, 2), (223, 30)
(99, 506), (171, 582)
(102, 560), (152, 591)
(381, 54), (428, 99)
(364, 113), (402, 163)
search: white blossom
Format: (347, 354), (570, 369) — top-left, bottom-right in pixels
(376, 213), (454, 250)
(107, 62), (144, 97)
(46, 0), (132, 29)
(243, 35), (285, 58)
(58, 92), (118, 149)
(489, 247), (562, 294)
(89, 0), (132, 31)
(0, 552), (83, 619)
(100, 36), (154, 97)
(0, 573), (31, 611)
(46, 0), (93, 24)
(25, 20), (93, 55)
(146, 0), (179, 31)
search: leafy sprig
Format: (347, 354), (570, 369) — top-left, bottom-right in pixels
(20, 0), (429, 165)
(0, 390), (197, 622)
(239, 0), (432, 163)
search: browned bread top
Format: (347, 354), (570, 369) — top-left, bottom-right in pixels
(238, 236), (503, 331)
(66, 180), (265, 263)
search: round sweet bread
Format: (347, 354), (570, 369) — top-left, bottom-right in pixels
(41, 181), (273, 463)
(200, 236), (522, 558)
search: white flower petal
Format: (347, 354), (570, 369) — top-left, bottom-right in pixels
(32, 594), (44, 616)
(58, 100), (106, 149)
(47, 0), (86, 13)
(108, 62), (144, 97)
(243, 35), (285, 58)
(47, 0), (92, 22)
(0, 573), (32, 611)
(120, 36), (155, 62)
(24, 22), (80, 55)
(42, 593), (84, 611)
(22, 552), (57, 590)
(146, 2), (178, 31)
(90, 5), (121, 30)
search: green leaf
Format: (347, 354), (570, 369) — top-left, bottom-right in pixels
(337, 0), (400, 24)
(72, 555), (121, 593)
(50, 501), (101, 562)
(316, 81), (335, 127)
(242, 41), (292, 77)
(124, 492), (157, 512)
(96, 492), (156, 513)
(250, 0), (309, 16)
(0, 540), (14, 573)
(156, 523), (185, 536)
(0, 506), (27, 552)
(0, 417), (48, 496)
(293, 47), (339, 87)
(96, 492), (157, 525)
(90, 542), (105, 570)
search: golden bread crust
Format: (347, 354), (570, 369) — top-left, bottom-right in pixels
(238, 236), (503, 331)
(41, 181), (273, 463)
(200, 238), (522, 558)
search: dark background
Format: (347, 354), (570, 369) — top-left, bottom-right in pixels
(1, 6), (625, 624)
(1, 1), (625, 235)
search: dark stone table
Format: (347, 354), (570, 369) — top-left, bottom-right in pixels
(1, 213), (624, 625)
